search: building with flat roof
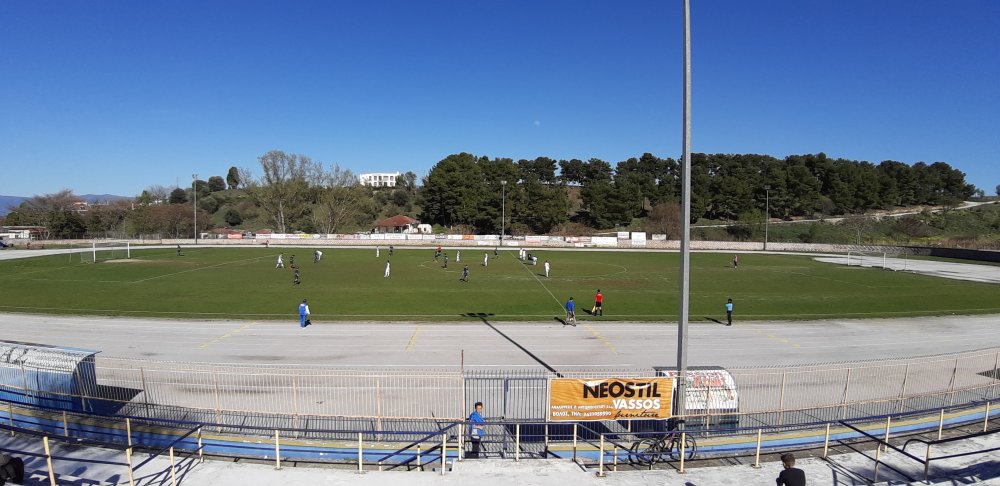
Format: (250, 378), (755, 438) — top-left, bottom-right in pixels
(359, 172), (401, 188)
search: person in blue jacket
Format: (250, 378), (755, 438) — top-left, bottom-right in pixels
(565, 297), (576, 326)
(469, 401), (485, 458)
(298, 299), (310, 328)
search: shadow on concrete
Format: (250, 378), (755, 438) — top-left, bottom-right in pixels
(463, 313), (562, 377)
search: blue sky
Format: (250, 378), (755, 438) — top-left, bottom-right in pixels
(1, 0), (998, 197)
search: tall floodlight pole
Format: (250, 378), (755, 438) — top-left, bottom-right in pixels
(501, 180), (507, 243)
(192, 174), (198, 244)
(675, 0), (693, 428)
(764, 185), (771, 251)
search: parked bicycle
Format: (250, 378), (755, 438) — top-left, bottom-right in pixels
(628, 431), (698, 466)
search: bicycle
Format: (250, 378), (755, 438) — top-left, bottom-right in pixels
(628, 431), (698, 466)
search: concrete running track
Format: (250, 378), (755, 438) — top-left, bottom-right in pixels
(2, 313), (999, 369)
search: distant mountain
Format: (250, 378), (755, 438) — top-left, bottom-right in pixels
(0, 194), (131, 216)
(0, 196), (28, 215)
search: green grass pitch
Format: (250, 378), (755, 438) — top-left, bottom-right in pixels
(0, 247), (997, 322)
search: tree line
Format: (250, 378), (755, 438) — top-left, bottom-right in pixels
(419, 152), (976, 234)
(1, 150), (977, 239)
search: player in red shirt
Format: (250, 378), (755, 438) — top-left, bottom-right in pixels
(592, 289), (603, 316)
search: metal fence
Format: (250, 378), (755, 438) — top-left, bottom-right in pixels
(1, 345), (999, 433)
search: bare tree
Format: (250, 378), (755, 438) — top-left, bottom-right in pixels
(643, 202), (682, 239)
(240, 150), (323, 233)
(313, 164), (374, 233)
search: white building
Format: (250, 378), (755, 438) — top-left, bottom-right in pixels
(359, 172), (401, 188)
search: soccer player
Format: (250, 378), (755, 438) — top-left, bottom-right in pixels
(733, 254), (739, 269)
(592, 289), (603, 316)
(384, 259), (391, 278)
(298, 299), (310, 328)
(456, 250), (461, 262)
(444, 253), (448, 269)
(462, 265), (470, 282)
(544, 260), (551, 278)
(565, 297), (576, 326)
(376, 246), (380, 258)
(483, 252), (488, 267)
(293, 267), (300, 285)
(276, 253), (285, 269)
(314, 250), (323, 263)
(176, 244), (181, 256)
(389, 245), (394, 257)
(290, 254), (296, 267)
(725, 298), (734, 326)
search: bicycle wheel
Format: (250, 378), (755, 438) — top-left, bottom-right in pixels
(666, 434), (698, 461)
(630, 438), (665, 466)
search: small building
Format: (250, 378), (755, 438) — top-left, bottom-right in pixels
(0, 226), (46, 240)
(373, 215), (418, 233)
(360, 172), (401, 188)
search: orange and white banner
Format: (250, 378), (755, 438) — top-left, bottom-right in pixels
(548, 378), (674, 421)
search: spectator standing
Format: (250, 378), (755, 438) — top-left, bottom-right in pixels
(298, 299), (310, 328)
(726, 298), (734, 326)
(776, 453), (806, 486)
(469, 402), (486, 458)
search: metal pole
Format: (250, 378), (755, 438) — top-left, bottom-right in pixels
(924, 445), (932, 481)
(198, 426), (204, 463)
(822, 423), (831, 458)
(126, 417), (132, 447)
(752, 429), (762, 468)
(897, 363), (910, 413)
(678, 432), (686, 473)
(676, 0), (693, 430)
(274, 429), (281, 470)
(170, 446), (177, 486)
(597, 435), (605, 477)
(358, 432), (364, 473)
(883, 416), (892, 453)
(62, 411), (68, 436)
(7, 403), (13, 436)
(984, 402), (991, 432)
(44, 436), (56, 486)
(573, 423), (578, 462)
(416, 445), (422, 471)
(764, 186), (769, 251)
(778, 372), (787, 426)
(501, 180), (507, 243)
(937, 409), (945, 440)
(126, 447), (135, 486)
(441, 433), (447, 476)
(515, 423), (521, 462)
(192, 174), (198, 244)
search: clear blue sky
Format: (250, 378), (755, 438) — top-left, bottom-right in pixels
(2, 0), (998, 197)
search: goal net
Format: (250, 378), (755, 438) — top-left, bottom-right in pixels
(845, 251), (907, 271)
(78, 240), (131, 263)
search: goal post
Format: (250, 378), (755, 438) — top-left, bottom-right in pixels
(846, 251), (907, 270)
(79, 240), (130, 263)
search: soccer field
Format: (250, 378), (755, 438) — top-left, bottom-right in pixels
(0, 247), (997, 321)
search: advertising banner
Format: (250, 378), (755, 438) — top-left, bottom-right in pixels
(591, 236), (618, 247)
(657, 368), (738, 412)
(548, 377), (674, 421)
